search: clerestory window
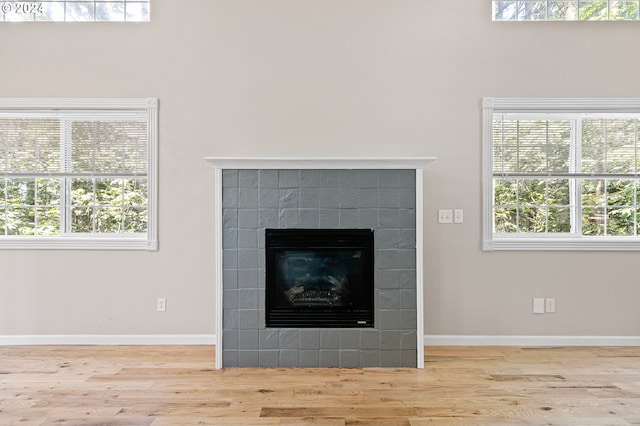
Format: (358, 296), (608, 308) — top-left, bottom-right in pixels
(483, 98), (640, 250)
(1, 1), (150, 22)
(0, 98), (158, 250)
(493, 1), (640, 21)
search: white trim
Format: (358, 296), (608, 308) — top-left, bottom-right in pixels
(205, 157), (435, 170)
(213, 168), (224, 369)
(0, 334), (215, 346)
(424, 335), (640, 346)
(415, 169), (425, 369)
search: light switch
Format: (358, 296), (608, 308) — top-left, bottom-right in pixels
(438, 209), (453, 224)
(533, 297), (545, 314)
(454, 209), (464, 224)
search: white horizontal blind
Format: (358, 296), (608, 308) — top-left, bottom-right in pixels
(1, 1), (150, 22)
(493, 1), (640, 21)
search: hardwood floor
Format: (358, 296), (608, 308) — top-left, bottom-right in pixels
(1, 346), (640, 425)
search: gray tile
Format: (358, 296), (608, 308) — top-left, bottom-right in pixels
(222, 350), (238, 367)
(223, 208), (238, 229)
(401, 309), (417, 330)
(400, 331), (418, 350)
(398, 170), (415, 188)
(222, 169), (239, 188)
(237, 269), (259, 288)
(339, 210), (358, 228)
(223, 270), (238, 289)
(300, 170), (322, 188)
(238, 350), (259, 367)
(339, 330), (361, 350)
(398, 189), (415, 208)
(379, 170), (399, 188)
(401, 350), (418, 368)
(238, 189), (258, 208)
(279, 349), (299, 367)
(319, 209), (339, 228)
(379, 209), (400, 228)
(398, 249), (416, 269)
(379, 310), (402, 330)
(259, 170), (279, 188)
(376, 230), (400, 249)
(339, 189), (358, 208)
(361, 350), (381, 367)
(258, 209), (279, 228)
(379, 189), (399, 208)
(398, 230), (416, 249)
(319, 189), (339, 208)
(223, 249), (238, 269)
(279, 189), (299, 208)
(358, 170), (379, 188)
(238, 309), (259, 330)
(238, 289), (259, 309)
(259, 329), (279, 349)
(222, 330), (238, 349)
(358, 210), (378, 228)
(223, 229), (238, 249)
(380, 330), (401, 350)
(340, 350), (360, 368)
(299, 350), (320, 367)
(299, 329), (320, 349)
(320, 329), (340, 349)
(279, 329), (299, 349)
(278, 170), (299, 188)
(358, 189), (378, 208)
(223, 309), (238, 330)
(401, 289), (417, 308)
(238, 170), (258, 188)
(238, 229), (258, 248)
(223, 289), (238, 309)
(319, 350), (339, 367)
(379, 290), (401, 310)
(319, 170), (339, 188)
(339, 170), (359, 188)
(259, 350), (279, 367)
(360, 330), (380, 350)
(380, 350), (401, 367)
(300, 189), (320, 208)
(238, 329), (259, 349)
(238, 209), (258, 229)
(238, 249), (258, 268)
(259, 189), (279, 208)
(399, 209), (416, 228)
(300, 209), (320, 228)
(279, 209), (300, 227)
(222, 188), (238, 208)
(378, 270), (401, 290)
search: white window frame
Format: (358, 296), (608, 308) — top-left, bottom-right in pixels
(0, 1), (150, 22)
(492, 1), (640, 21)
(0, 98), (158, 250)
(483, 97), (640, 251)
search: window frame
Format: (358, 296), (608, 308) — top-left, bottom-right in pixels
(0, 97), (158, 250)
(0, 1), (150, 22)
(483, 97), (640, 251)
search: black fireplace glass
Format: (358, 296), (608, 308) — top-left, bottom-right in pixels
(265, 228), (374, 328)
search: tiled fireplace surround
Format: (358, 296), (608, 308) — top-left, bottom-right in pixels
(207, 158), (433, 369)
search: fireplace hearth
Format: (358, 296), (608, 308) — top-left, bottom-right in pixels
(265, 228), (374, 328)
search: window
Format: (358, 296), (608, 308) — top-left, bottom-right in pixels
(0, 98), (157, 250)
(493, 1), (640, 21)
(483, 98), (640, 250)
(1, 1), (150, 22)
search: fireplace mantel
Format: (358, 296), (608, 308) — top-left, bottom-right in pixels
(206, 157), (435, 369)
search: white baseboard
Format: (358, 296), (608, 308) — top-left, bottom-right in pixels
(0, 334), (216, 345)
(424, 335), (640, 346)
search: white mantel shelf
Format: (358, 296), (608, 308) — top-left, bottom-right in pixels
(205, 157), (436, 170)
(206, 156), (435, 369)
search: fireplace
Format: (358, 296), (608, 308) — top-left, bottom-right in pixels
(265, 228), (374, 328)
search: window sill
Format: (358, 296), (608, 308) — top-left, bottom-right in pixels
(484, 237), (640, 251)
(0, 236), (157, 251)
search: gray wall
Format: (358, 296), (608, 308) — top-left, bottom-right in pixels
(221, 169), (417, 367)
(2, 1), (640, 342)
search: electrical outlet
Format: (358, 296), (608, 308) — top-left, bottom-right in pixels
(157, 297), (166, 312)
(545, 298), (556, 313)
(438, 209), (453, 224)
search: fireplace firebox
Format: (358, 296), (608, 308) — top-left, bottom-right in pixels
(265, 228), (374, 328)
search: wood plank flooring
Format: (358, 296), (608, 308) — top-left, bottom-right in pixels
(1, 345), (640, 425)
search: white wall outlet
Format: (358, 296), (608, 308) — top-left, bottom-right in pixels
(454, 209), (464, 224)
(533, 297), (545, 314)
(545, 298), (556, 313)
(438, 209), (453, 224)
(157, 297), (166, 312)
